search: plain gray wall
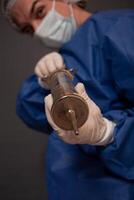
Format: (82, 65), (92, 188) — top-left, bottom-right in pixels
(0, 1), (134, 200)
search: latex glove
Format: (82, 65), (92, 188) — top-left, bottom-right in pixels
(34, 52), (65, 89)
(45, 83), (115, 145)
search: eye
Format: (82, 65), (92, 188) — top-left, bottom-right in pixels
(35, 6), (46, 19)
(21, 25), (34, 35)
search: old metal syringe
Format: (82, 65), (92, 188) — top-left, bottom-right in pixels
(42, 68), (89, 135)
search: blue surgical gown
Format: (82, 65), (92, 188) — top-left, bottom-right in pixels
(16, 10), (134, 200)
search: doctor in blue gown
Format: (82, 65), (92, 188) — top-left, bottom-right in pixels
(3, 0), (134, 199)
(17, 10), (134, 200)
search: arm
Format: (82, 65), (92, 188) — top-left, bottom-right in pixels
(98, 14), (134, 180)
(16, 74), (52, 134)
(16, 52), (64, 134)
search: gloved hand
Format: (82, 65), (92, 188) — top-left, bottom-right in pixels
(34, 52), (65, 89)
(45, 83), (115, 145)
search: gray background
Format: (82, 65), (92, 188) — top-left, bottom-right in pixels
(0, 1), (134, 200)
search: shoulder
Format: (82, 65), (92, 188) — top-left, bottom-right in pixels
(65, 9), (134, 47)
(92, 9), (134, 19)
(87, 9), (134, 37)
(90, 9), (134, 25)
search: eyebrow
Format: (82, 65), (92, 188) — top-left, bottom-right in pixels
(11, 0), (40, 32)
(30, 0), (39, 16)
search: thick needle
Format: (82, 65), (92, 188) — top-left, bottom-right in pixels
(68, 109), (79, 135)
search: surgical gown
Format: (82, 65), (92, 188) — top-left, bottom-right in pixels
(16, 10), (134, 200)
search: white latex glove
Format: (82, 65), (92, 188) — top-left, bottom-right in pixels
(34, 52), (65, 89)
(45, 83), (115, 145)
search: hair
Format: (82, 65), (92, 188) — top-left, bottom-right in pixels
(76, 0), (88, 9)
(1, 0), (10, 16)
(1, 0), (20, 31)
(1, 0), (88, 32)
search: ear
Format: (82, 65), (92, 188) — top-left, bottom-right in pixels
(57, 0), (81, 4)
(56, 0), (65, 2)
(64, 0), (81, 3)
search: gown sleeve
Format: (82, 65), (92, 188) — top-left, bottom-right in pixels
(16, 74), (52, 134)
(98, 14), (134, 180)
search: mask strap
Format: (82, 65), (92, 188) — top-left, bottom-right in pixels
(52, 0), (74, 17)
(68, 4), (74, 17)
(52, 0), (56, 10)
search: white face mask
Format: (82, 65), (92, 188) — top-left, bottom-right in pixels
(34, 0), (77, 48)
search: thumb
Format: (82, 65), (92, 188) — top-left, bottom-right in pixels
(75, 83), (90, 102)
(75, 83), (102, 116)
(44, 93), (53, 111)
(44, 94), (60, 131)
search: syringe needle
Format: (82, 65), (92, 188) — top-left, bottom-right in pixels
(67, 109), (79, 135)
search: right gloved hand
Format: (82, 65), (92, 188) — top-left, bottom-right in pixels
(34, 52), (65, 89)
(45, 83), (115, 145)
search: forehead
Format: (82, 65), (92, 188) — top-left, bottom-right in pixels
(11, 0), (34, 13)
(10, 0), (45, 22)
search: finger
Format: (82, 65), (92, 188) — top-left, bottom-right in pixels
(34, 63), (44, 78)
(44, 94), (53, 111)
(53, 52), (64, 70)
(75, 83), (90, 102)
(40, 63), (49, 77)
(45, 105), (60, 131)
(75, 83), (101, 116)
(45, 58), (57, 74)
(60, 132), (79, 144)
(44, 94), (68, 130)
(44, 95), (60, 131)
(35, 60), (49, 78)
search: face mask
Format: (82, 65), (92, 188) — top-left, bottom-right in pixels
(34, 0), (77, 48)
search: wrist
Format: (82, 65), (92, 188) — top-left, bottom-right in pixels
(95, 118), (116, 146)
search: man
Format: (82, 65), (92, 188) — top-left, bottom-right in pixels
(2, 0), (134, 199)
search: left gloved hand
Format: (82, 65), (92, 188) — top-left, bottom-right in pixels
(45, 83), (115, 145)
(34, 52), (65, 89)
